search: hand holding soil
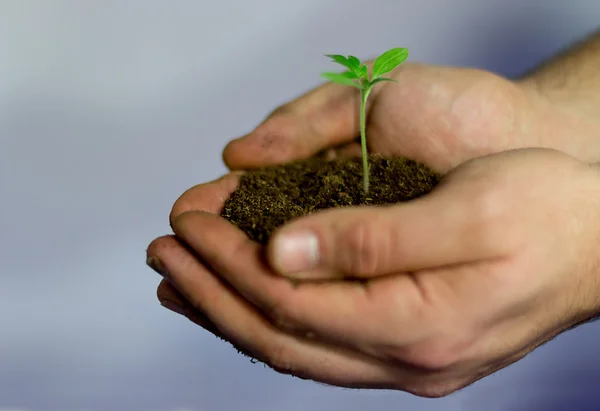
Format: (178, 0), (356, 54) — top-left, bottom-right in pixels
(147, 32), (600, 396)
(148, 148), (600, 396)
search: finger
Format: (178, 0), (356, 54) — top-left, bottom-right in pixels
(320, 141), (362, 161)
(157, 279), (187, 314)
(169, 172), (242, 226)
(266, 181), (510, 279)
(170, 212), (433, 355)
(223, 82), (360, 170)
(146, 234), (409, 389)
(156, 279), (221, 333)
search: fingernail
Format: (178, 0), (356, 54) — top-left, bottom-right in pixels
(272, 230), (319, 274)
(160, 299), (185, 316)
(147, 256), (168, 278)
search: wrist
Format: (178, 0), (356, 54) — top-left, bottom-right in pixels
(518, 75), (597, 118)
(515, 79), (600, 164)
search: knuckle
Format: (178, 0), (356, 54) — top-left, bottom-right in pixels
(252, 119), (298, 157)
(467, 185), (509, 248)
(390, 335), (468, 372)
(264, 298), (296, 331)
(407, 348), (455, 372)
(266, 103), (293, 119)
(471, 184), (504, 222)
(404, 380), (464, 398)
(342, 218), (384, 276)
(265, 342), (297, 376)
(169, 191), (195, 227)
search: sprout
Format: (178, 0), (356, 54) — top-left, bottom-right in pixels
(321, 48), (409, 192)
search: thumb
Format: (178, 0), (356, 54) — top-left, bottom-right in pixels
(223, 82), (360, 170)
(266, 187), (503, 280)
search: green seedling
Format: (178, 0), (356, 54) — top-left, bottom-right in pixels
(321, 47), (409, 192)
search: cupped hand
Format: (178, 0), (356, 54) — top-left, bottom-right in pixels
(223, 62), (600, 173)
(147, 148), (600, 396)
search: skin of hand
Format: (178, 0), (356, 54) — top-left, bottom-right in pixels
(147, 148), (600, 397)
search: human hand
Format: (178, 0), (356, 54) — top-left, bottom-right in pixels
(223, 62), (600, 173)
(147, 148), (600, 396)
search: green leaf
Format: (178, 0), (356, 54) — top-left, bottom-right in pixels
(372, 48), (409, 78)
(357, 64), (368, 79)
(320, 72), (362, 88)
(348, 55), (361, 70)
(370, 77), (399, 86)
(326, 54), (367, 79)
(341, 70), (360, 80)
(325, 54), (355, 71)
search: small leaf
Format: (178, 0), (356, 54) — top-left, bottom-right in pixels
(357, 64), (368, 79)
(372, 48), (409, 78)
(342, 70), (360, 80)
(321, 72), (361, 88)
(348, 55), (361, 70)
(325, 54), (355, 71)
(370, 77), (399, 86)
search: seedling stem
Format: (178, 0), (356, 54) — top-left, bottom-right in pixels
(360, 87), (371, 192)
(320, 48), (409, 192)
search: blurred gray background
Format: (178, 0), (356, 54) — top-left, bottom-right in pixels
(1, 1), (599, 410)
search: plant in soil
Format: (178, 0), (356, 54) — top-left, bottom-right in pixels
(221, 48), (441, 244)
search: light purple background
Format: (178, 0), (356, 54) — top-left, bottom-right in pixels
(1, 1), (600, 410)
